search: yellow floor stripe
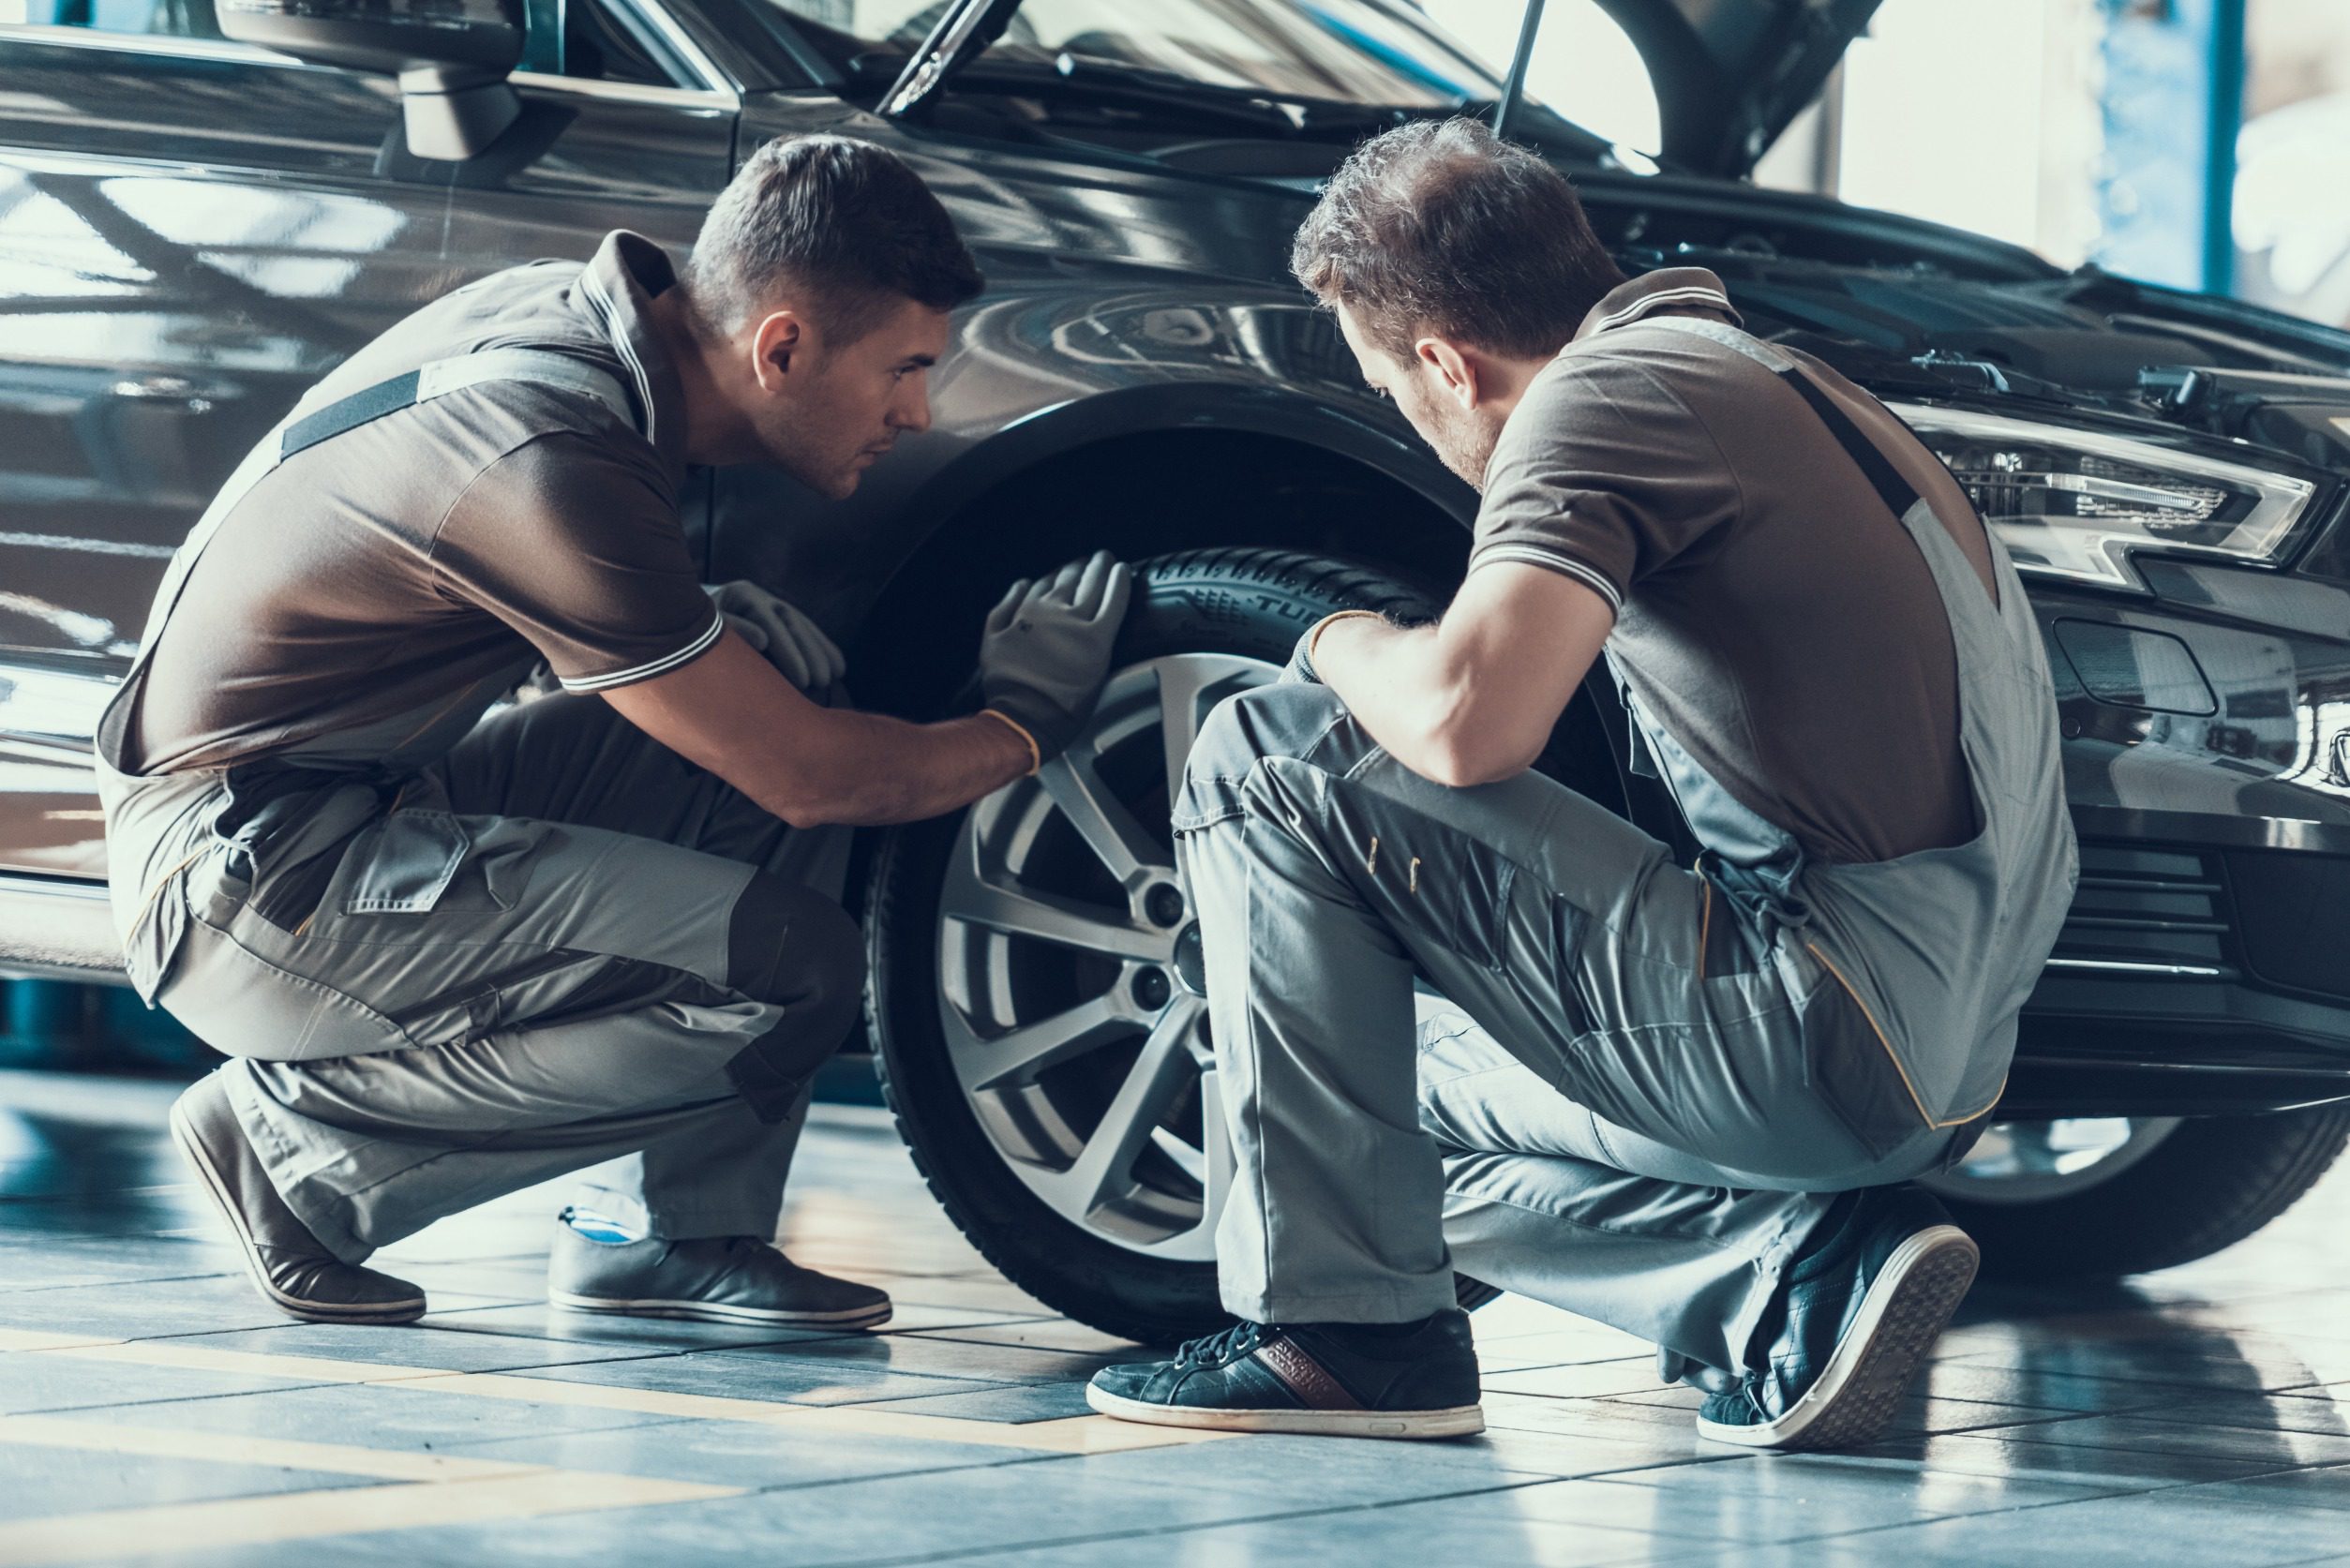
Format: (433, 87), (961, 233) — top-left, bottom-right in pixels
(0, 1414), (535, 1482)
(1, 1329), (1224, 1454)
(33, 1339), (457, 1387)
(0, 1471), (740, 1567)
(0, 1330), (122, 1354)
(401, 1370), (1215, 1453)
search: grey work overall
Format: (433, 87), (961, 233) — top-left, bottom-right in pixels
(1173, 320), (2077, 1381)
(96, 350), (857, 1263)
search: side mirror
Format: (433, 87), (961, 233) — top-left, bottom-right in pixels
(218, 0), (524, 161)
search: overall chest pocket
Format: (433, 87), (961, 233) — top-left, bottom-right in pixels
(343, 812), (472, 915)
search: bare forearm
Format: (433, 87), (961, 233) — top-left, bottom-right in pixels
(756, 709), (1032, 827)
(1314, 565), (1609, 787)
(604, 633), (1034, 828)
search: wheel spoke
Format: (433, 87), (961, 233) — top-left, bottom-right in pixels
(942, 852), (1174, 963)
(1037, 743), (1163, 888)
(953, 991), (1133, 1091)
(1152, 654), (1274, 816)
(1155, 659), (1216, 814)
(1045, 998), (1200, 1218)
(933, 650), (1283, 1262)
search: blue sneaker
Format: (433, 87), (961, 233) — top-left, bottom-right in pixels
(1086, 1309), (1484, 1440)
(1697, 1187), (1978, 1451)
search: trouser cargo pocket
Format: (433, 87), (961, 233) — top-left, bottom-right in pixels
(163, 915), (408, 1062)
(343, 812), (473, 915)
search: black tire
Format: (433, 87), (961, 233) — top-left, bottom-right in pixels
(1942, 1106), (2350, 1282)
(864, 548), (1438, 1344)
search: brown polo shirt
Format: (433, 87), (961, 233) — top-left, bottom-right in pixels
(113, 231), (722, 778)
(1472, 268), (1998, 865)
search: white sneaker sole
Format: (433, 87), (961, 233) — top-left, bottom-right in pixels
(169, 1098), (426, 1326)
(1085, 1382), (1485, 1440)
(546, 1289), (892, 1330)
(1698, 1223), (1979, 1452)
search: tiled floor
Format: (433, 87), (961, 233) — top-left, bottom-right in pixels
(3, 1067), (2347, 1566)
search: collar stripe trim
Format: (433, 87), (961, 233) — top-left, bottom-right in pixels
(581, 264), (658, 447)
(1594, 285), (1736, 331)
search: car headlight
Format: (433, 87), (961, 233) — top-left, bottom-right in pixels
(1886, 403), (2317, 590)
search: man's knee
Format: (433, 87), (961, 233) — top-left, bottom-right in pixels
(1179, 681), (1352, 808)
(726, 874), (863, 1052)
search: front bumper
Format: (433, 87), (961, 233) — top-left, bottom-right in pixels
(2013, 805), (2350, 1116)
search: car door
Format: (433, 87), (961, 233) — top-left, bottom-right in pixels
(0, 0), (740, 883)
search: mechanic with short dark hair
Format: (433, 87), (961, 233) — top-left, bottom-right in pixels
(97, 134), (1131, 1330)
(1089, 118), (2077, 1449)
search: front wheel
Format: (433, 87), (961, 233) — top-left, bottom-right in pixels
(864, 549), (1438, 1344)
(1920, 1106), (2350, 1280)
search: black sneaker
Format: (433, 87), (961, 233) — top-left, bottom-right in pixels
(547, 1223), (892, 1330)
(1697, 1186), (1978, 1451)
(169, 1070), (427, 1325)
(1085, 1308), (1484, 1440)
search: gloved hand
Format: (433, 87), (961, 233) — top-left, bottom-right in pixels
(1282, 610), (1382, 685)
(978, 551), (1134, 768)
(708, 580), (846, 693)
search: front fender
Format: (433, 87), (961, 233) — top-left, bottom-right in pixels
(707, 275), (1473, 636)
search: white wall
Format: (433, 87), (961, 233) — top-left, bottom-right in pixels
(1439, 0), (1661, 154)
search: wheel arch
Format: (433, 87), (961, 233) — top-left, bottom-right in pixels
(843, 388), (1479, 717)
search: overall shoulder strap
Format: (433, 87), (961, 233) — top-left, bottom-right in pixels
(127, 350), (637, 677)
(1639, 316), (1918, 515)
(97, 350), (638, 769)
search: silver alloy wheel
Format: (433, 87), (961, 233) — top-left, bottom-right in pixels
(934, 653), (1273, 1262)
(1919, 1116), (2186, 1206)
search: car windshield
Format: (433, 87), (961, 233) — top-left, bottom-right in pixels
(764, 0), (1528, 113)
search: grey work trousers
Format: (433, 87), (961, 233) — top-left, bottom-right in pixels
(1175, 682), (1969, 1380)
(167, 693), (860, 1264)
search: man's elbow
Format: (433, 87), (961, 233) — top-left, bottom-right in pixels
(1409, 727), (1542, 790)
(761, 784), (861, 830)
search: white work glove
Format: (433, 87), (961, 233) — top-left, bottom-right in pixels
(708, 580), (846, 692)
(977, 551), (1133, 770)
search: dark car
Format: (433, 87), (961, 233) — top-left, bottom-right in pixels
(6, 0), (2349, 1341)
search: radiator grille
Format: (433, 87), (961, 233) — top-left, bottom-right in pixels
(2050, 844), (2235, 978)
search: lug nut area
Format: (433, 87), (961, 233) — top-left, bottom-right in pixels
(1144, 884), (1188, 929)
(1130, 965), (1174, 1012)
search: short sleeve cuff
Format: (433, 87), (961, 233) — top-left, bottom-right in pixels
(556, 606), (726, 693)
(1467, 544), (1626, 615)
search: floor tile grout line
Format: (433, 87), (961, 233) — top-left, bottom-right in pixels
(1684, 1456), (2350, 1552)
(1, 1313), (1097, 1388)
(87, 1301), (1068, 1355)
(828, 1473), (1604, 1568)
(1, 1337), (1230, 1455)
(0, 1470), (749, 1567)
(0, 1272), (244, 1297)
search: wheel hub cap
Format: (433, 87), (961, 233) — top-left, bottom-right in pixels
(1173, 922), (1206, 997)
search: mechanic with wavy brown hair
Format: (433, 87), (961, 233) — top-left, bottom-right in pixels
(1089, 117), (2076, 1450)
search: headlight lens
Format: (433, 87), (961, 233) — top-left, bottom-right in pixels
(1887, 403), (2317, 590)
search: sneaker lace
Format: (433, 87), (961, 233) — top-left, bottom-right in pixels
(1173, 1321), (1264, 1370)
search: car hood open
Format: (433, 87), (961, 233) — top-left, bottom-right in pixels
(877, 0), (1882, 179)
(1589, 0), (1883, 176)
